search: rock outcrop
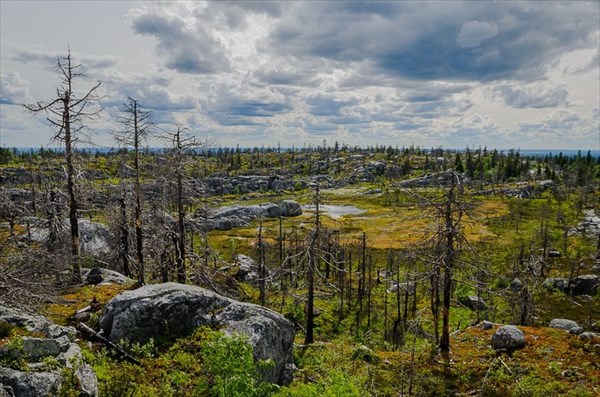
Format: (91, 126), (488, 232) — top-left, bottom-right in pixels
(569, 209), (600, 236)
(192, 201), (303, 231)
(0, 306), (98, 397)
(26, 219), (111, 256)
(99, 283), (295, 385)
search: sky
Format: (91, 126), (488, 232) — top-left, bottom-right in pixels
(1, 1), (599, 150)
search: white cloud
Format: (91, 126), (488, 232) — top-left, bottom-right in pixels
(0, 72), (31, 105)
(492, 83), (571, 109)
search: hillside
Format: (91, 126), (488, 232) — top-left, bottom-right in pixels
(1, 146), (599, 396)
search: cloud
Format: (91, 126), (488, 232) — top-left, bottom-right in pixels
(517, 110), (599, 148)
(306, 95), (358, 117)
(128, 5), (231, 74)
(253, 66), (316, 86)
(123, 84), (196, 112)
(519, 110), (584, 133)
(201, 82), (293, 126)
(13, 49), (120, 72)
(457, 20), (499, 48)
(0, 72), (31, 105)
(264, 2), (598, 82)
(493, 83), (571, 109)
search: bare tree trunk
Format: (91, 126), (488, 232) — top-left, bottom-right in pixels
(133, 120), (144, 286)
(64, 107), (82, 283)
(305, 184), (320, 345)
(25, 50), (101, 284)
(176, 143), (186, 284)
(440, 174), (459, 355)
(258, 207), (266, 306)
(119, 196), (130, 277)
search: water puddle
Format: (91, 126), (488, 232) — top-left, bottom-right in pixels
(302, 204), (365, 219)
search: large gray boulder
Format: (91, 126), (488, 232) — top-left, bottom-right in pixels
(278, 200), (302, 217)
(194, 201), (303, 231)
(0, 367), (61, 397)
(492, 325), (526, 351)
(549, 319), (579, 331)
(99, 283), (295, 385)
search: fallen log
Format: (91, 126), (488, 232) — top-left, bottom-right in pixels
(77, 322), (141, 365)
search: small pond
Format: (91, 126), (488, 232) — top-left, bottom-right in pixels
(302, 204), (365, 219)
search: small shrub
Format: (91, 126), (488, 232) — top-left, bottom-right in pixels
(351, 345), (379, 363)
(0, 321), (15, 338)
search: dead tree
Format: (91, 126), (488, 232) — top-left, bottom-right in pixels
(24, 49), (102, 284)
(403, 172), (471, 356)
(305, 183), (321, 345)
(115, 97), (153, 286)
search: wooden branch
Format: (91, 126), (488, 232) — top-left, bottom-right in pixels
(76, 323), (141, 365)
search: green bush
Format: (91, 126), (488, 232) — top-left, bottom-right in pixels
(0, 321), (14, 338)
(93, 328), (278, 397)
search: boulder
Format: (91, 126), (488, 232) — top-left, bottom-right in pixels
(81, 268), (132, 285)
(549, 319), (579, 331)
(492, 325), (525, 351)
(26, 219), (111, 256)
(547, 250), (561, 258)
(21, 336), (69, 361)
(464, 296), (487, 311)
(0, 367), (61, 397)
(569, 327), (584, 335)
(543, 278), (569, 292)
(99, 283), (295, 385)
(570, 275), (599, 295)
(78, 220), (111, 255)
(510, 278), (524, 292)
(481, 321), (493, 330)
(278, 200), (302, 217)
(196, 201), (302, 232)
(579, 332), (600, 340)
(0, 307), (74, 339)
(233, 254), (264, 284)
(85, 267), (104, 285)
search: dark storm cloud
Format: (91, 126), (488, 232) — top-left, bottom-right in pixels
(129, 10), (231, 74)
(265, 2), (598, 82)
